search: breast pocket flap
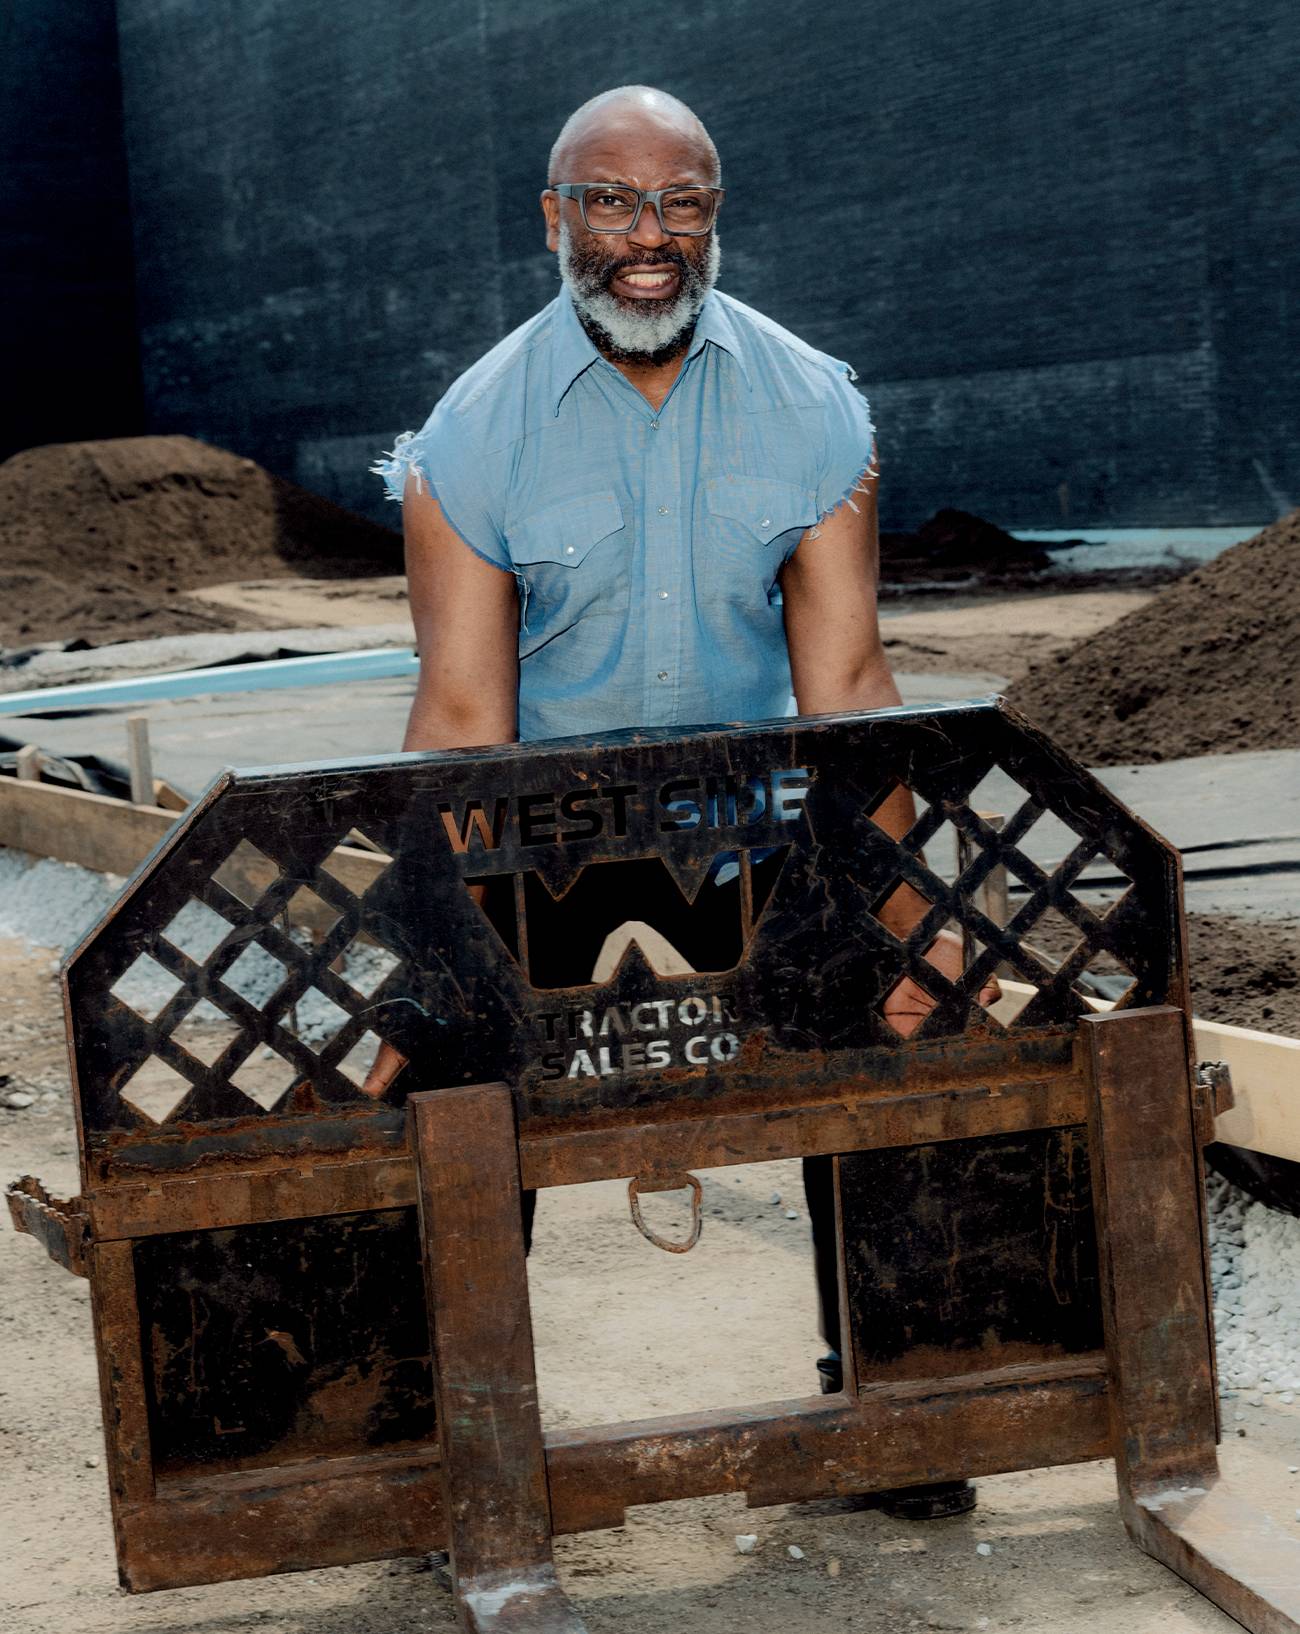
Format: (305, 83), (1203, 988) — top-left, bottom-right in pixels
(508, 492), (625, 568)
(707, 476), (818, 544)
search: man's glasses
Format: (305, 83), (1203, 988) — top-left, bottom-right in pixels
(551, 183), (724, 236)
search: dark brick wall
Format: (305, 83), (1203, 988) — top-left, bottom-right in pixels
(102, 2), (1300, 525)
(1, 0), (142, 460)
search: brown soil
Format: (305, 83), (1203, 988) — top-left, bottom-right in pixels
(0, 436), (401, 649)
(1009, 510), (1300, 764)
(1028, 912), (1300, 1039)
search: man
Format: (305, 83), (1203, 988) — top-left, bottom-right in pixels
(369, 84), (982, 1519)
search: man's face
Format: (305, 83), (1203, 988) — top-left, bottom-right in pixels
(543, 119), (721, 362)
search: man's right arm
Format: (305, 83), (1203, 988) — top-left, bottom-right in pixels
(360, 471), (519, 1097)
(399, 469), (520, 752)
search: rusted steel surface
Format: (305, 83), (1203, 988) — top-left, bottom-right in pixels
(6, 1174), (89, 1275)
(62, 699), (1184, 1159)
(19, 700), (1288, 1623)
(410, 1083), (584, 1634)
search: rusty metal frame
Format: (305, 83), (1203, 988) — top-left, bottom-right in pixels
(10, 699), (1300, 1628)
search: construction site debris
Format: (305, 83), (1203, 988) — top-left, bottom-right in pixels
(0, 436), (401, 649)
(1009, 509), (1300, 763)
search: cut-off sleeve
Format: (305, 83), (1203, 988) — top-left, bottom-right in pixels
(814, 369), (877, 523)
(370, 413), (511, 572)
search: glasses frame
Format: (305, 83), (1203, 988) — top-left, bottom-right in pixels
(550, 181), (725, 236)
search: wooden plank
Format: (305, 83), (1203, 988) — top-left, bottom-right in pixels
(1202, 1019), (1300, 1160)
(126, 716), (154, 806)
(0, 777), (175, 873)
(0, 775), (387, 896)
(15, 743), (42, 781)
(998, 981), (1300, 1160)
(409, 1083), (585, 1634)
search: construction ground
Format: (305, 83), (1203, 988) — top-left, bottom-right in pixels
(1, 443), (1297, 1633)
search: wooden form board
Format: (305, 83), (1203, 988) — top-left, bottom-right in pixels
(998, 980), (1300, 1161)
(0, 776), (385, 904)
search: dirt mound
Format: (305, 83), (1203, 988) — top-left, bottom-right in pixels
(0, 436), (401, 647)
(1010, 510), (1300, 763)
(880, 507), (1052, 585)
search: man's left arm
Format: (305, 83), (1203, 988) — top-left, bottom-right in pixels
(780, 467), (998, 1029)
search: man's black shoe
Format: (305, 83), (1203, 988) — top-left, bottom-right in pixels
(877, 1479), (977, 1519)
(815, 1354), (977, 1518)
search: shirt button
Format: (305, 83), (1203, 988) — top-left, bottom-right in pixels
(657, 670), (669, 681)
(759, 517), (772, 529)
(657, 590), (669, 599)
(564, 545), (576, 554)
(649, 420), (660, 430)
(658, 505), (670, 515)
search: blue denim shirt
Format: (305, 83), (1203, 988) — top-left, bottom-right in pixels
(373, 289), (873, 743)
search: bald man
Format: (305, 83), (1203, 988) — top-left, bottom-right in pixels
(372, 85), (979, 1521)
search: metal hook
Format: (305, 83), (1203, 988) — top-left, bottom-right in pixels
(628, 1172), (703, 1254)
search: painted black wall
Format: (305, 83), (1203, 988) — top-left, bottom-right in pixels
(1, 0), (143, 460)
(62, 3), (1300, 525)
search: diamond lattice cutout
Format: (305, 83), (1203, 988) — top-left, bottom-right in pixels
(212, 838), (280, 909)
(319, 832), (391, 897)
(866, 781), (929, 838)
(1019, 905), (1088, 973)
(110, 953), (183, 1023)
(221, 941), (290, 1010)
(284, 884), (342, 938)
(335, 931), (402, 998)
(878, 969), (942, 1039)
(278, 986), (351, 1053)
(170, 999), (242, 1067)
(336, 1030), (385, 1088)
(916, 816), (962, 884)
(160, 898), (235, 964)
(1074, 947), (1139, 1008)
(120, 1055), (192, 1123)
(230, 1047), (301, 1111)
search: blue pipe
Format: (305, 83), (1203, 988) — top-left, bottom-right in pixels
(0, 647), (419, 716)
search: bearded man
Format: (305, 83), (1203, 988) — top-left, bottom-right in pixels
(371, 84), (981, 1521)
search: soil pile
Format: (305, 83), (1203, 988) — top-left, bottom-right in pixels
(0, 436), (401, 648)
(880, 507), (1051, 586)
(1010, 510), (1300, 763)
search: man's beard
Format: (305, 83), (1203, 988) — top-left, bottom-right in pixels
(558, 219), (721, 365)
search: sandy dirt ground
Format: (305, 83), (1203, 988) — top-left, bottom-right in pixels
(183, 576), (1156, 683)
(4, 931), (1300, 1634)
(189, 575), (412, 631)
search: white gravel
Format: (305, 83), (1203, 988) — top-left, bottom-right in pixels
(1208, 1171), (1300, 1393)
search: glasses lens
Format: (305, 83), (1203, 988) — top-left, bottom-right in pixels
(581, 187), (640, 230)
(659, 188), (714, 232)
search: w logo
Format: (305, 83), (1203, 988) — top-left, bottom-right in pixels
(468, 849), (791, 990)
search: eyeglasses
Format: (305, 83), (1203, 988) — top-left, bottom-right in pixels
(551, 182), (724, 236)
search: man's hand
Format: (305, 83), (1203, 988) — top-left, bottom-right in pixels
(360, 1040), (408, 1099)
(882, 926), (1002, 1039)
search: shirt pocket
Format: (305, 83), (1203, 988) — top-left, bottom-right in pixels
(703, 476), (820, 605)
(506, 491), (629, 648)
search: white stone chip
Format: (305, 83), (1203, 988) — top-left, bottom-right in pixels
(975, 1542), (994, 1557)
(735, 1534), (759, 1554)
(787, 1545), (805, 1560)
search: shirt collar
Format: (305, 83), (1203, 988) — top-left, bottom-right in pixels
(550, 287), (751, 416)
